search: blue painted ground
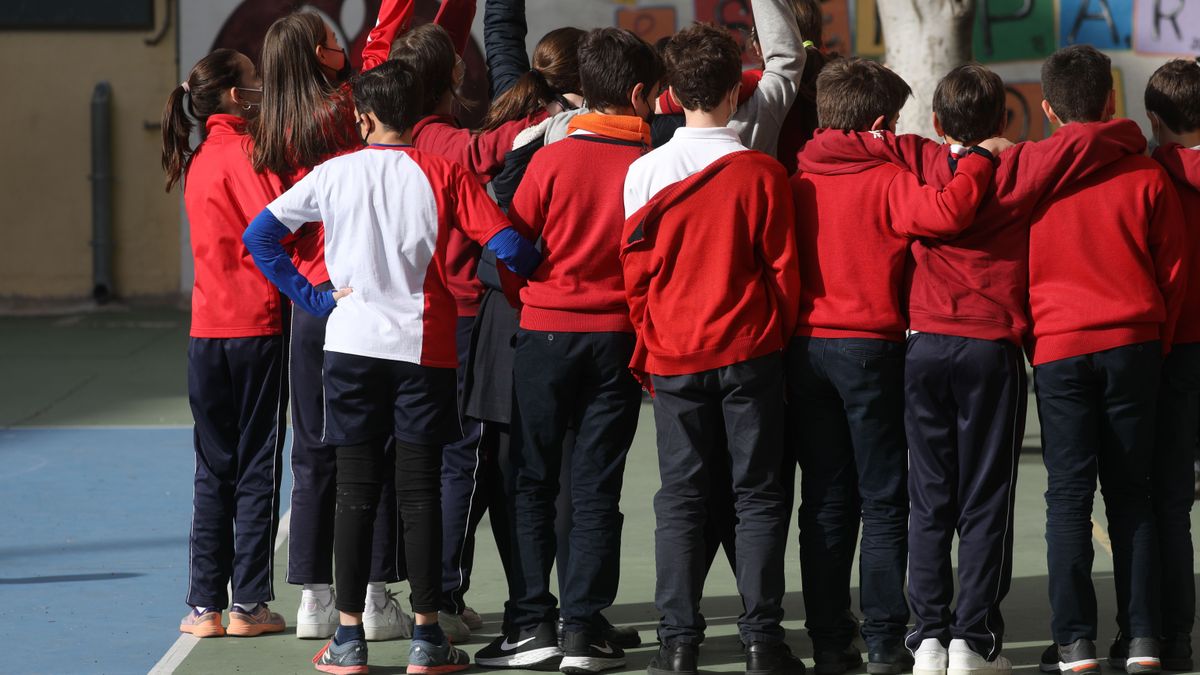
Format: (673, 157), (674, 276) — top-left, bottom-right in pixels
(0, 428), (292, 675)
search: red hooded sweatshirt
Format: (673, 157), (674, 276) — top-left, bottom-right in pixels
(859, 120), (1148, 346)
(507, 113), (651, 333)
(1153, 144), (1200, 344)
(621, 150), (801, 377)
(791, 129), (996, 342)
(1027, 137), (1187, 365)
(185, 115), (287, 338)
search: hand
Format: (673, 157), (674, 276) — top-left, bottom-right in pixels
(332, 287), (353, 301)
(977, 136), (1015, 155)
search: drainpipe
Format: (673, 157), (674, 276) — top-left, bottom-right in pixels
(90, 81), (113, 304)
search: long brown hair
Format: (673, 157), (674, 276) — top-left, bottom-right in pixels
(252, 12), (356, 177)
(161, 48), (243, 192)
(481, 27), (584, 132)
(389, 23), (469, 116)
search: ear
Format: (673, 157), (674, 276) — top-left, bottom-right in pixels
(932, 112), (945, 139)
(870, 115), (888, 131)
(1041, 99), (1061, 126)
(630, 81), (646, 110)
(1147, 110), (1162, 139)
(729, 82), (742, 108)
(1103, 89), (1116, 121)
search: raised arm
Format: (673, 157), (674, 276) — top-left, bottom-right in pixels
(361, 0), (415, 72)
(728, 0), (805, 153)
(887, 152), (995, 240)
(435, 0), (479, 57)
(484, 0), (530, 98)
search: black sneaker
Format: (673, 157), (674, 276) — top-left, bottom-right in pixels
(1055, 639), (1101, 674)
(813, 645), (864, 675)
(1124, 637), (1162, 674)
(475, 622), (562, 670)
(559, 631), (625, 674)
(1039, 643), (1061, 673)
(746, 641), (806, 675)
(1161, 634), (1194, 672)
(867, 644), (914, 675)
(557, 615), (643, 649)
(647, 642), (698, 675)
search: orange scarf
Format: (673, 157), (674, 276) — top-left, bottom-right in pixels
(566, 112), (652, 146)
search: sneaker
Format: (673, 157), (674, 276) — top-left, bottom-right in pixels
(299, 589), (339, 639)
(647, 642), (699, 675)
(560, 631), (625, 674)
(364, 591), (414, 641)
(948, 638), (1011, 675)
(475, 622), (562, 670)
(440, 611), (472, 644)
(557, 615), (642, 650)
(1161, 634), (1193, 672)
(227, 603), (286, 637)
(868, 644), (915, 675)
(1123, 637), (1162, 674)
(813, 645), (863, 675)
(914, 638), (948, 675)
(747, 642), (806, 675)
(1054, 639), (1101, 674)
(314, 637), (369, 674)
(179, 607), (225, 638)
(462, 606), (484, 631)
(408, 638), (471, 674)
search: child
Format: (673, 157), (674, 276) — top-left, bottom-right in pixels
(471, 26), (660, 674)
(243, 60), (541, 675)
(164, 48), (288, 640)
(789, 57), (1005, 675)
(620, 23), (803, 675)
(1028, 45), (1186, 675)
(844, 63), (1147, 675)
(253, 4), (413, 641)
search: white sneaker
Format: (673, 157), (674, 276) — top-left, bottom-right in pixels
(363, 590), (414, 641)
(438, 610), (471, 644)
(948, 638), (1012, 675)
(296, 587), (338, 639)
(914, 638), (949, 675)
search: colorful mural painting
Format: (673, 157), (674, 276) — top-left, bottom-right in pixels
(1133, 0), (1200, 53)
(1059, 0), (1134, 49)
(616, 5), (679, 46)
(974, 0), (1056, 62)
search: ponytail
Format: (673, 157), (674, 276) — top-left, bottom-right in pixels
(481, 69), (557, 132)
(481, 26), (585, 132)
(160, 48), (244, 191)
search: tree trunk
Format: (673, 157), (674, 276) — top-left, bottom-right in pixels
(876, 0), (974, 138)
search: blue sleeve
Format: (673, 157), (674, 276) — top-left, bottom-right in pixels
(485, 226), (541, 278)
(484, 0), (529, 99)
(243, 209), (337, 317)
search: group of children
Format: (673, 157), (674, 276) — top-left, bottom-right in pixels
(159, 0), (1200, 674)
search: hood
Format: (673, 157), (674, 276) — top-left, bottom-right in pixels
(624, 150), (758, 249)
(1153, 143), (1200, 191)
(567, 112), (652, 146)
(410, 114), (458, 140)
(796, 128), (914, 176)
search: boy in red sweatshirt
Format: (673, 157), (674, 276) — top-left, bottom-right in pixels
(1028, 46), (1187, 675)
(789, 57), (1005, 675)
(471, 28), (662, 674)
(621, 23), (802, 675)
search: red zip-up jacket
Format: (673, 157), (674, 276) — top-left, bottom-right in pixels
(1028, 144), (1187, 365)
(1154, 143), (1200, 345)
(411, 111), (545, 316)
(185, 115), (287, 338)
(506, 114), (651, 332)
(791, 129), (996, 342)
(621, 151), (800, 377)
(860, 120), (1148, 345)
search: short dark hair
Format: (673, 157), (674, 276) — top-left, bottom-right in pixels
(933, 63), (1007, 145)
(389, 23), (459, 115)
(350, 60), (423, 133)
(578, 27), (664, 112)
(815, 57), (911, 130)
(1041, 44), (1112, 123)
(1145, 58), (1200, 134)
(663, 23), (742, 112)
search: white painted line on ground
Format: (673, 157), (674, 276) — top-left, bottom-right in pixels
(6, 424), (193, 431)
(148, 508), (292, 674)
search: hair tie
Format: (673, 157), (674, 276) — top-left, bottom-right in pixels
(802, 40), (815, 49)
(180, 80), (191, 93)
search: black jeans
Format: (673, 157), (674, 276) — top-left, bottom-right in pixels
(1034, 341), (1161, 644)
(652, 352), (791, 646)
(787, 336), (910, 654)
(508, 330), (641, 633)
(904, 334), (1025, 659)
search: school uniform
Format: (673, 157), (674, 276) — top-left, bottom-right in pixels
(182, 114), (289, 610)
(244, 144), (532, 615)
(790, 128), (996, 658)
(1027, 138), (1187, 646)
(854, 121), (1148, 659)
(622, 129), (801, 646)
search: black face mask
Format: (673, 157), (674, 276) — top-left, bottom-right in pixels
(324, 46), (353, 84)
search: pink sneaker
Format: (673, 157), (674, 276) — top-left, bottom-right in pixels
(227, 603), (286, 637)
(179, 608), (225, 638)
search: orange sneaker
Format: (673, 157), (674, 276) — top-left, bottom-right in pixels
(179, 608), (225, 638)
(227, 603), (286, 637)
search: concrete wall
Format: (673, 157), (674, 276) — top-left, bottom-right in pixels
(0, 0), (179, 301)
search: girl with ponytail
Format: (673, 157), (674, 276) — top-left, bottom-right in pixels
(163, 48), (290, 640)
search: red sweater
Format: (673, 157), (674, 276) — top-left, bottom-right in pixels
(1154, 144), (1200, 345)
(791, 129), (996, 342)
(865, 120), (1147, 345)
(1028, 147), (1188, 365)
(507, 114), (650, 332)
(412, 112), (545, 316)
(185, 115), (286, 338)
(622, 151), (800, 376)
